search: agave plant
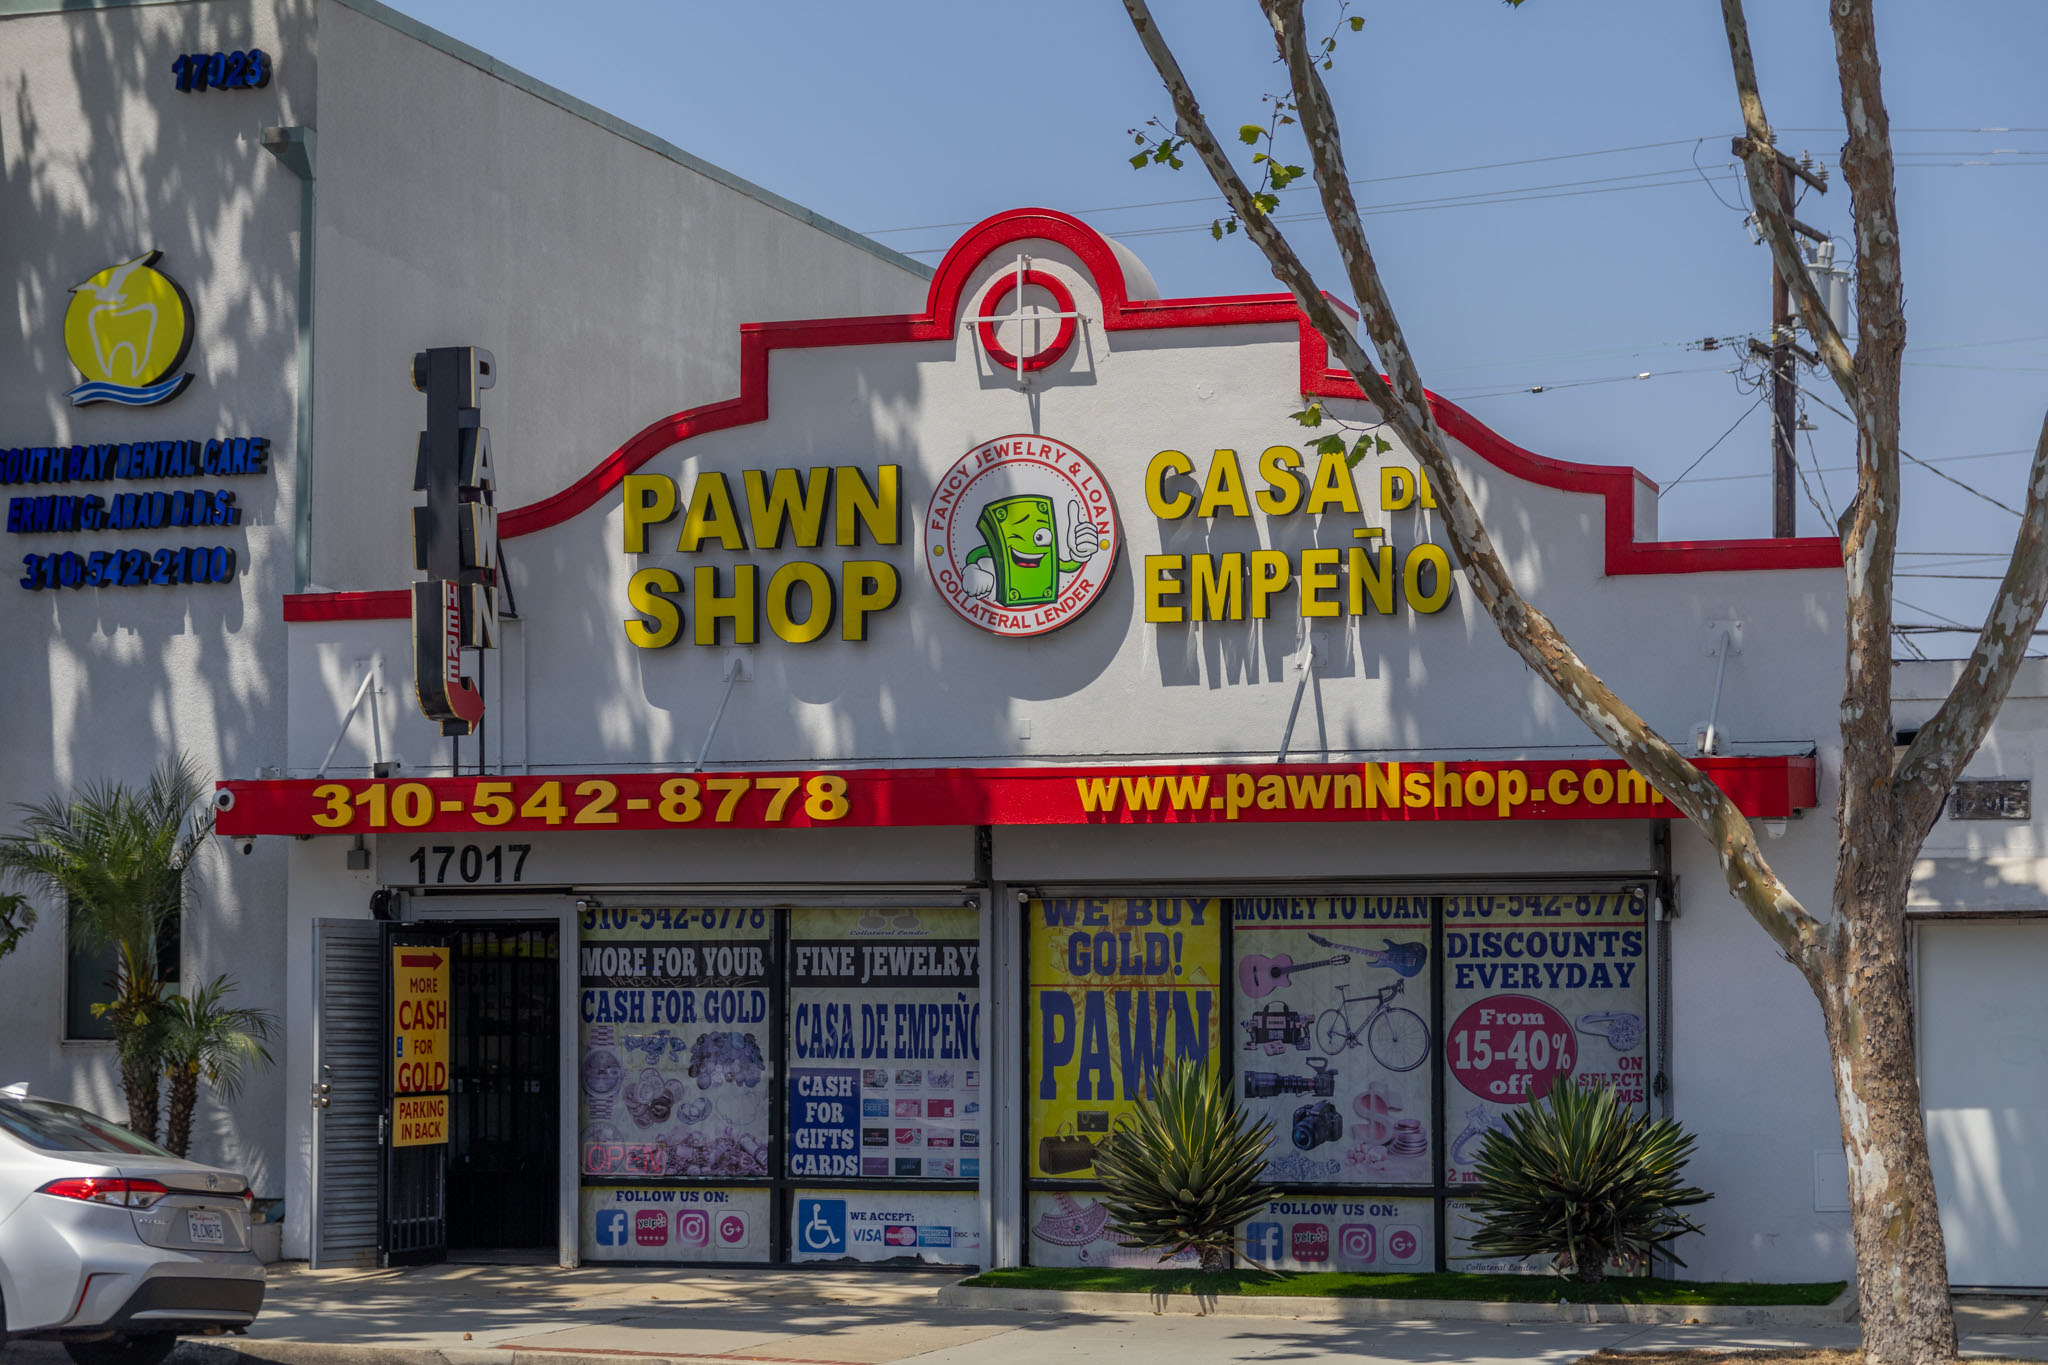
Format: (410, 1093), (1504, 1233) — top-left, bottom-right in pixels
(1093, 1057), (1274, 1272)
(1463, 1081), (1712, 1283)
(159, 976), (278, 1158)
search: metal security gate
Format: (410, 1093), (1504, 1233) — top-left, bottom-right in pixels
(445, 924), (560, 1251)
(312, 920), (383, 1268)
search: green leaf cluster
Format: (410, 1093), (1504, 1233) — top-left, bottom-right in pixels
(1093, 1058), (1275, 1272)
(1462, 1082), (1713, 1283)
(0, 756), (217, 1140)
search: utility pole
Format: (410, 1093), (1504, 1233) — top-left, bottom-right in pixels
(1768, 159), (1798, 538)
(1735, 137), (1828, 537)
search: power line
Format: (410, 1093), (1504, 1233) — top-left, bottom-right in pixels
(1658, 397), (1767, 499)
(860, 135), (1728, 235)
(1446, 366), (1726, 401)
(1680, 446), (2033, 485)
(895, 169), (1745, 255)
(1805, 393), (2029, 516)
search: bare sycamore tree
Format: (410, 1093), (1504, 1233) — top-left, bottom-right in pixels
(1116, 3), (2048, 1362)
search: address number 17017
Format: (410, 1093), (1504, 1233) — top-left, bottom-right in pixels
(308, 775), (851, 831)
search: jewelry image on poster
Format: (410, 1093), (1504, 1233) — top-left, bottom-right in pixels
(1440, 888), (1649, 1185)
(787, 906), (982, 1181)
(1233, 896), (1434, 1186)
(1027, 896), (1222, 1180)
(579, 906), (773, 1179)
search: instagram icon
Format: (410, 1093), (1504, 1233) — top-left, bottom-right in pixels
(1336, 1224), (1377, 1265)
(675, 1210), (711, 1247)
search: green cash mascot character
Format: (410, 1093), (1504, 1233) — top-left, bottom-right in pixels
(964, 496), (1103, 608)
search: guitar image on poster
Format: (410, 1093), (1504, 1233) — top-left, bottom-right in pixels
(1238, 953), (1350, 1000)
(1307, 935), (1429, 978)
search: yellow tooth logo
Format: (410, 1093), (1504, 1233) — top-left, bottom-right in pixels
(62, 250), (195, 406)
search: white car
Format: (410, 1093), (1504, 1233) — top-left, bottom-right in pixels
(0, 1092), (265, 1365)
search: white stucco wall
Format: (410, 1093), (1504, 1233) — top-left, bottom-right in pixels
(306, 0), (931, 591)
(0, 0), (928, 1206)
(0, 0), (315, 1190)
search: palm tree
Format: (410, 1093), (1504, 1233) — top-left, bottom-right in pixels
(159, 976), (277, 1157)
(0, 756), (214, 1140)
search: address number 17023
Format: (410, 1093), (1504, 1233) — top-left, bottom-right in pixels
(308, 775), (851, 832)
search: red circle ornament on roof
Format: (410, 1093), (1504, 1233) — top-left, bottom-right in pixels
(975, 268), (1078, 373)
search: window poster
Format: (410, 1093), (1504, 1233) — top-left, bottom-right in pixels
(580, 1185), (769, 1263)
(1240, 1193), (1435, 1273)
(1233, 896), (1434, 1186)
(1027, 896), (1222, 1180)
(578, 906), (773, 1180)
(1440, 889), (1650, 1185)
(1028, 1190), (1199, 1269)
(790, 1189), (984, 1265)
(786, 906), (982, 1181)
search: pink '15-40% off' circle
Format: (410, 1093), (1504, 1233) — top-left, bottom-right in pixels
(1447, 994), (1576, 1103)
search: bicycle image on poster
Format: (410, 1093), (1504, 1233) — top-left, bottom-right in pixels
(1233, 897), (1434, 1187)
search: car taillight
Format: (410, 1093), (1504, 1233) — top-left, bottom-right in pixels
(38, 1177), (170, 1208)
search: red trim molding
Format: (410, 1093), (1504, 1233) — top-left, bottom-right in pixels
(215, 753), (1817, 837)
(282, 589), (410, 623)
(281, 207), (1841, 622)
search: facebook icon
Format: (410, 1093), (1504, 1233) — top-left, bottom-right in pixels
(596, 1209), (628, 1247)
(1244, 1222), (1284, 1263)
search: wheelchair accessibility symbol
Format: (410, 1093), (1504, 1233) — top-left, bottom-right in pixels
(797, 1198), (846, 1254)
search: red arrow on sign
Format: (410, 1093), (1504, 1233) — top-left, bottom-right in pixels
(398, 951), (445, 968)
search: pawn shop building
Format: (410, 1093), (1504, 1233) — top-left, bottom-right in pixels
(203, 197), (1888, 1283)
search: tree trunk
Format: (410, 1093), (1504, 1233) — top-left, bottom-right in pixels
(163, 1065), (198, 1158)
(1200, 1244), (1230, 1273)
(120, 1049), (160, 1144)
(1817, 879), (1958, 1365)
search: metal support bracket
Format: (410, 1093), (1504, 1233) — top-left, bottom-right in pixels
(317, 662), (384, 777)
(1696, 620), (1743, 756)
(691, 650), (752, 772)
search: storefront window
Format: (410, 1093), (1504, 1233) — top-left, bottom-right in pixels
(1027, 896), (1223, 1182)
(786, 906), (982, 1181)
(578, 907), (773, 1182)
(578, 903), (983, 1265)
(1233, 896), (1434, 1187)
(1440, 889), (1650, 1187)
(1026, 885), (1652, 1273)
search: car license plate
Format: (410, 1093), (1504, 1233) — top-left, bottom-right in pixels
(186, 1211), (225, 1245)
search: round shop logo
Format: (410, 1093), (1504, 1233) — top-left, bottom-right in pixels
(925, 434), (1119, 636)
(62, 250), (195, 407)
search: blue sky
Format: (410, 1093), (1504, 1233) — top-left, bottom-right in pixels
(384, 0), (2048, 654)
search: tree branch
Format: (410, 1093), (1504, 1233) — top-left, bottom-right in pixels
(1719, 0), (1860, 413)
(1895, 408), (2048, 830)
(1818, 0), (1910, 872)
(1117, 0), (1826, 964)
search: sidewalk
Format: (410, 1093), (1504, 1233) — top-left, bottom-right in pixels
(2, 1264), (2045, 1365)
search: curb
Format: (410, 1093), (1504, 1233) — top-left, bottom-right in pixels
(930, 1282), (1860, 1327)
(153, 1344), (732, 1365)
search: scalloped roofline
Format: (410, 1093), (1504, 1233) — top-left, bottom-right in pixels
(285, 207), (1840, 622)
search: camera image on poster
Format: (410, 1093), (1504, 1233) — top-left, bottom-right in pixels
(1233, 897), (1434, 1186)
(1027, 897), (1222, 1179)
(1440, 889), (1649, 1185)
(786, 906), (981, 1180)
(578, 906), (773, 1179)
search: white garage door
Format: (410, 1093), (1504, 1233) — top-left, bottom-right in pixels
(1920, 919), (2048, 1287)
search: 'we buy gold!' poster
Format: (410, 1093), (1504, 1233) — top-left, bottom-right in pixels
(1028, 897), (1221, 1179)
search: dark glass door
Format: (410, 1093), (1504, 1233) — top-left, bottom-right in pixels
(445, 923), (560, 1252)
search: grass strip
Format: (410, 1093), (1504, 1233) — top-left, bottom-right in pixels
(958, 1267), (1846, 1306)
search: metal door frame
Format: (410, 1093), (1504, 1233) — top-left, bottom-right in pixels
(397, 894), (581, 1267)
